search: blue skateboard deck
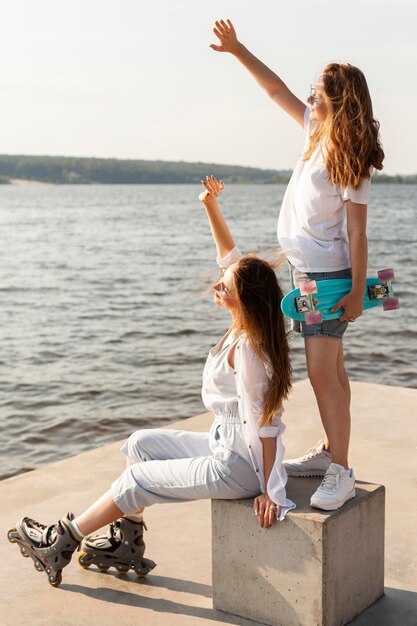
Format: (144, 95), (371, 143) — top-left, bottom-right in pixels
(281, 271), (399, 324)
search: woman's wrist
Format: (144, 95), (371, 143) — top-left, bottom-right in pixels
(232, 41), (247, 58)
(202, 197), (219, 212)
(350, 276), (367, 295)
(350, 284), (364, 295)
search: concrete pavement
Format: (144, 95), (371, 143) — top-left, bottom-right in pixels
(1, 380), (416, 625)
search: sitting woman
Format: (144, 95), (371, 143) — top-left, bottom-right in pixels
(8, 175), (295, 587)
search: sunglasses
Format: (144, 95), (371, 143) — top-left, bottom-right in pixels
(308, 85), (323, 106)
(214, 269), (233, 298)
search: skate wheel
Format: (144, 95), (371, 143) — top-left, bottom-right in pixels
(34, 560), (44, 572)
(305, 310), (322, 325)
(115, 565), (130, 573)
(20, 547), (30, 558)
(383, 297), (400, 311)
(48, 571), (62, 587)
(299, 279), (317, 295)
(7, 528), (17, 543)
(97, 565), (110, 572)
(77, 553), (91, 569)
(377, 268), (395, 282)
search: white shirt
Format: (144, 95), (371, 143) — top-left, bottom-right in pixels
(277, 107), (371, 272)
(204, 246), (296, 518)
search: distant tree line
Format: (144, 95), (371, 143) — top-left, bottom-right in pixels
(0, 155), (415, 185)
(372, 173), (417, 184)
(0, 155), (291, 184)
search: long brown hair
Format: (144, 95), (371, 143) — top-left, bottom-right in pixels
(232, 255), (292, 427)
(304, 63), (384, 189)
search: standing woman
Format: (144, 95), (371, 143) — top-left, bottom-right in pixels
(210, 20), (384, 510)
(8, 176), (294, 587)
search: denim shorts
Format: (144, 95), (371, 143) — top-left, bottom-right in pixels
(288, 264), (352, 339)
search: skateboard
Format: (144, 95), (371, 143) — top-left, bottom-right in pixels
(281, 268), (399, 325)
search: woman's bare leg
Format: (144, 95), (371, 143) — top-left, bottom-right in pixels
(75, 456), (146, 535)
(75, 492), (124, 536)
(305, 337), (350, 469)
(323, 341), (351, 453)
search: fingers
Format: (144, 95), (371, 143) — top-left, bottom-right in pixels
(207, 175), (219, 193)
(212, 19), (234, 45)
(200, 175), (224, 198)
(337, 301), (360, 321)
(253, 497), (259, 516)
(266, 505), (275, 528)
(331, 292), (363, 322)
(340, 311), (362, 322)
(213, 26), (223, 40)
(215, 20), (227, 35)
(331, 297), (344, 313)
(202, 176), (215, 195)
(254, 496), (267, 528)
(254, 497), (280, 528)
(262, 504), (276, 528)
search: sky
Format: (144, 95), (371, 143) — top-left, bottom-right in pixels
(1, 0), (416, 174)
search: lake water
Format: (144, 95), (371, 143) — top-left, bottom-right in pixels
(0, 184), (415, 479)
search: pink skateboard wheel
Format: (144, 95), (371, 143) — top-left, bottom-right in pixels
(383, 297), (399, 311)
(305, 310), (322, 325)
(378, 268), (395, 282)
(299, 280), (317, 295)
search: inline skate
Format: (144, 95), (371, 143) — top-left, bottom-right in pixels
(78, 517), (156, 576)
(7, 513), (80, 587)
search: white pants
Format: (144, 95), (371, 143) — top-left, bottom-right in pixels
(111, 416), (260, 515)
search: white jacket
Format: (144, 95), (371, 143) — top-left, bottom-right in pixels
(217, 246), (296, 518)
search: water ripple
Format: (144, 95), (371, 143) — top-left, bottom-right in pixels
(0, 183), (415, 480)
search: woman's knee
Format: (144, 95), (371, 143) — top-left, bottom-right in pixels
(307, 364), (340, 392)
(125, 429), (157, 463)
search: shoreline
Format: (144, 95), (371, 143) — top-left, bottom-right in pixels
(9, 178), (57, 186)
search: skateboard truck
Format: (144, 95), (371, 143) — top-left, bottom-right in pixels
(296, 280), (322, 324)
(368, 284), (389, 300)
(295, 296), (319, 313)
(369, 269), (399, 311)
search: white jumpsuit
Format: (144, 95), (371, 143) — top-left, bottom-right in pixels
(111, 329), (295, 519)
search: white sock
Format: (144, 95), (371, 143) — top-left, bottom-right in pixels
(68, 518), (85, 541)
(125, 513), (143, 523)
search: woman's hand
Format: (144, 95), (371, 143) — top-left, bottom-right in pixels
(198, 175), (234, 259)
(254, 493), (282, 529)
(199, 175), (225, 204)
(332, 289), (364, 322)
(210, 19), (241, 54)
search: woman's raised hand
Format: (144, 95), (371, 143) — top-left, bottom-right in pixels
(210, 19), (240, 54)
(199, 175), (225, 204)
(254, 493), (282, 529)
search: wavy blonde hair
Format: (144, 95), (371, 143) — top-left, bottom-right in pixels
(231, 254), (292, 427)
(304, 63), (384, 189)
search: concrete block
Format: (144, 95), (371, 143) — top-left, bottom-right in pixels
(212, 478), (385, 626)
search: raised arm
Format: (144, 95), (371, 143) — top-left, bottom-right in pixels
(199, 175), (235, 259)
(210, 19), (305, 128)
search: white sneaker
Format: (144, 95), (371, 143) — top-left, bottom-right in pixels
(284, 440), (331, 477)
(310, 463), (356, 510)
